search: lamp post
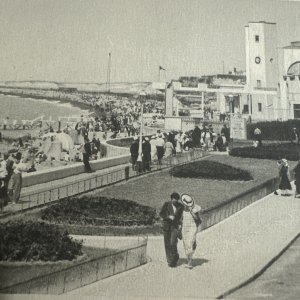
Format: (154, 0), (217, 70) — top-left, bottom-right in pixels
(136, 91), (147, 172)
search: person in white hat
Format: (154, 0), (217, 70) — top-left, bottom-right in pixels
(180, 194), (202, 269)
(155, 134), (165, 165)
(150, 135), (157, 161)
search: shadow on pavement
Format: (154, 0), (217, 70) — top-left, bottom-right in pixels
(177, 257), (209, 268)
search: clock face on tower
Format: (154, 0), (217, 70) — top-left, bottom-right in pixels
(255, 56), (261, 64)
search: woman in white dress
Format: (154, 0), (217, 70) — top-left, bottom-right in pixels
(180, 194), (202, 269)
(150, 136), (157, 161)
(164, 140), (174, 158)
(175, 132), (183, 153)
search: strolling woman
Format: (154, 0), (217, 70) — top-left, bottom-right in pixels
(276, 159), (292, 196)
(180, 194), (202, 269)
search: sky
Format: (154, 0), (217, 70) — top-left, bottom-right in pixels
(0, 0), (300, 83)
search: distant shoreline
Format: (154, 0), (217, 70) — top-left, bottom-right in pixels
(0, 90), (93, 114)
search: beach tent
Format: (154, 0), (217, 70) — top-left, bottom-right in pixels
(68, 129), (80, 145)
(46, 140), (62, 161)
(55, 132), (74, 152)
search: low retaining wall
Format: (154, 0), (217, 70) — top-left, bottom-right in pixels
(0, 236), (147, 295)
(1, 166), (285, 294)
(22, 154), (130, 188)
(201, 177), (280, 230)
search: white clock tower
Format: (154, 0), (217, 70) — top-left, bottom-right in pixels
(245, 21), (278, 89)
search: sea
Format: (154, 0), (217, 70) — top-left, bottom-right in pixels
(0, 94), (89, 121)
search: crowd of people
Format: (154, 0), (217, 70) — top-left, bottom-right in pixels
(0, 152), (30, 209)
(129, 124), (231, 172)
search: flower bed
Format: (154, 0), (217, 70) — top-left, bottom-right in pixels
(0, 221), (82, 262)
(171, 160), (253, 181)
(229, 143), (300, 161)
(41, 196), (157, 226)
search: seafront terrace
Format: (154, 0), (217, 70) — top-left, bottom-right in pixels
(0, 145), (207, 216)
(1, 149), (299, 298)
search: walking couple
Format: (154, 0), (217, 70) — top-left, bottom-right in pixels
(159, 192), (202, 269)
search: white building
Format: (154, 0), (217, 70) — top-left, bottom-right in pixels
(162, 21), (300, 129)
(278, 41), (300, 119)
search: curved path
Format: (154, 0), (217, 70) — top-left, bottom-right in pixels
(66, 185), (300, 299)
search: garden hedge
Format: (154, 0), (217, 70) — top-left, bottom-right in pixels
(171, 160), (253, 181)
(229, 143), (300, 161)
(41, 196), (157, 226)
(247, 120), (300, 141)
(0, 221), (82, 262)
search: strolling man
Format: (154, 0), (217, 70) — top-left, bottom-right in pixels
(82, 137), (93, 173)
(159, 192), (184, 268)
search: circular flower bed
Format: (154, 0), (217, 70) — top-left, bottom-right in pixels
(171, 160), (253, 181)
(0, 221), (82, 262)
(41, 196), (157, 226)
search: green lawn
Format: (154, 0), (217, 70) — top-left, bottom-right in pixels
(88, 155), (297, 210)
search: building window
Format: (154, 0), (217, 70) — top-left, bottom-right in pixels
(257, 80), (261, 88)
(243, 105), (249, 114)
(255, 35), (259, 42)
(258, 103), (262, 112)
(294, 104), (300, 119)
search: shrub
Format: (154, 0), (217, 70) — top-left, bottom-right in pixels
(41, 196), (157, 226)
(247, 120), (300, 141)
(230, 143), (300, 161)
(0, 221), (82, 262)
(171, 160), (253, 181)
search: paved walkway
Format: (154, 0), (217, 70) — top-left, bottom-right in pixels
(66, 186), (300, 299)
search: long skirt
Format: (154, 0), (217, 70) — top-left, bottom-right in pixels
(182, 216), (198, 257)
(279, 174), (292, 190)
(8, 173), (22, 203)
(156, 146), (164, 160)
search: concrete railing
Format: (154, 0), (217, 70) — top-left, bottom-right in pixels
(0, 236), (147, 295)
(16, 149), (207, 213)
(22, 154), (130, 188)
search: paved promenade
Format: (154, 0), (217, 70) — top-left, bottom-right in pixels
(66, 187), (300, 299)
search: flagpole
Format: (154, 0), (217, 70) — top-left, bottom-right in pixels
(158, 67), (160, 82)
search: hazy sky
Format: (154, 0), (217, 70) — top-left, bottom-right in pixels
(0, 0), (299, 83)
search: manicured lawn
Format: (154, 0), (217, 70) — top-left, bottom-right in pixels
(88, 155), (297, 210)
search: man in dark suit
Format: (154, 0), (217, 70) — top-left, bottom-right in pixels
(192, 126), (201, 148)
(82, 137), (93, 173)
(130, 137), (139, 171)
(142, 137), (151, 172)
(159, 192), (184, 268)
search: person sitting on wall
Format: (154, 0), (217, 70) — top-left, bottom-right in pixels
(290, 127), (300, 144)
